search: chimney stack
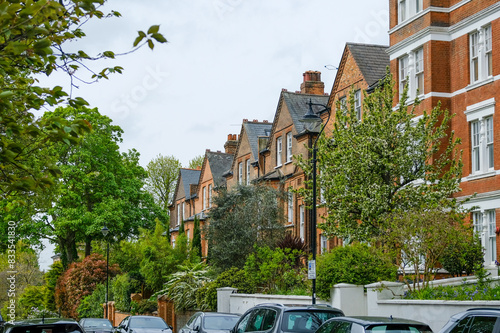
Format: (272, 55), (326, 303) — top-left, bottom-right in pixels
(224, 133), (238, 155)
(300, 70), (324, 95)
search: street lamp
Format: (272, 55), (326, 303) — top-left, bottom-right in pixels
(300, 98), (331, 305)
(101, 225), (110, 319)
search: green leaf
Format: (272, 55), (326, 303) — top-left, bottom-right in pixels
(147, 25), (160, 34)
(152, 33), (167, 43)
(148, 39), (154, 50)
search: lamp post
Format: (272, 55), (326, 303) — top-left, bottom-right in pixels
(101, 225), (110, 319)
(300, 99), (331, 305)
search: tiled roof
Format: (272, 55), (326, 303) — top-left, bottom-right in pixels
(180, 168), (201, 200)
(243, 122), (272, 162)
(206, 151), (233, 187)
(347, 43), (389, 87)
(284, 92), (330, 134)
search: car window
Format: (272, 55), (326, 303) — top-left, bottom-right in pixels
(236, 312), (252, 333)
(11, 324), (84, 333)
(468, 316), (498, 333)
(130, 318), (167, 329)
(283, 311), (343, 332)
(204, 316), (239, 330)
(193, 316), (202, 330)
(187, 314), (199, 328)
(367, 324), (432, 333)
(448, 317), (472, 333)
(247, 309), (267, 332)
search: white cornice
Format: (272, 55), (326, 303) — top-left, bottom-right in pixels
(388, 2), (500, 59)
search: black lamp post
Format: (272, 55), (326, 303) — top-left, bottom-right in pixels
(300, 99), (331, 305)
(101, 225), (110, 319)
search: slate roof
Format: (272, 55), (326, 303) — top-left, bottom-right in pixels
(283, 92), (330, 136)
(243, 122), (272, 162)
(179, 168), (201, 200)
(206, 151), (233, 187)
(347, 43), (389, 88)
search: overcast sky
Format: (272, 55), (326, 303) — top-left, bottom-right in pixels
(38, 0), (390, 270)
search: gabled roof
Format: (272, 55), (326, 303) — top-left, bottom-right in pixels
(243, 121), (272, 162)
(179, 168), (201, 200)
(205, 151), (233, 187)
(346, 43), (389, 88)
(267, 91), (330, 149)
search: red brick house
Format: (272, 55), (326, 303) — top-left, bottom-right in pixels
(388, 0), (500, 269)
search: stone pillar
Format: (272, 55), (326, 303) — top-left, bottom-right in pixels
(217, 287), (237, 313)
(365, 282), (404, 316)
(331, 283), (366, 316)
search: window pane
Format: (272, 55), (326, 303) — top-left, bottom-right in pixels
(469, 316), (497, 333)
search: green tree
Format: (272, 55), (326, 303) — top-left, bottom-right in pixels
(206, 184), (287, 272)
(192, 217), (202, 257)
(188, 155), (204, 169)
(43, 261), (64, 312)
(77, 283), (109, 319)
(18, 285), (46, 318)
(316, 243), (397, 301)
(297, 74), (463, 242)
(0, 0), (166, 200)
(146, 154), (182, 211)
(19, 106), (166, 265)
(440, 233), (483, 277)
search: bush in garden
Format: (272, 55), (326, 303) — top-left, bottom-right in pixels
(112, 273), (132, 312)
(316, 243), (397, 301)
(77, 283), (109, 319)
(55, 253), (119, 318)
(440, 233), (483, 277)
(196, 267), (255, 311)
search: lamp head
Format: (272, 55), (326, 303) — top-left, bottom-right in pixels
(101, 225), (110, 237)
(300, 99), (322, 132)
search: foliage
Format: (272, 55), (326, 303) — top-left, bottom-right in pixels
(77, 283), (109, 319)
(146, 154), (182, 211)
(277, 234), (308, 253)
(112, 273), (132, 312)
(316, 243), (397, 301)
(130, 298), (158, 315)
(440, 233), (484, 277)
(188, 155), (204, 169)
(206, 184), (287, 272)
(55, 253), (119, 318)
(192, 217), (202, 258)
(18, 107), (166, 265)
(404, 280), (500, 301)
(244, 246), (308, 294)
(297, 73), (463, 242)
(196, 267), (255, 311)
(25, 307), (59, 319)
(0, 0), (165, 203)
(43, 261), (64, 311)
(382, 209), (473, 291)
(156, 262), (210, 312)
(19, 285), (46, 318)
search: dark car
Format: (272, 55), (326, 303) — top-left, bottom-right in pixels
(232, 303), (344, 333)
(179, 312), (240, 333)
(79, 319), (113, 333)
(438, 308), (500, 333)
(115, 316), (172, 333)
(316, 316), (433, 333)
(1, 318), (85, 333)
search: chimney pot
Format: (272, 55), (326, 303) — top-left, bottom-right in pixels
(300, 70), (324, 95)
(253, 119), (258, 122)
(263, 120), (268, 123)
(243, 119), (248, 123)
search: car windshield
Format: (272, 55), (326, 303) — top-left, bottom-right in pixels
(283, 311), (343, 332)
(203, 316), (239, 330)
(130, 318), (167, 329)
(11, 324), (84, 333)
(83, 320), (112, 328)
(366, 324), (433, 333)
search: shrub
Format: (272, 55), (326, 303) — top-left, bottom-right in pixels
(316, 243), (397, 301)
(131, 298), (157, 314)
(77, 283), (110, 319)
(112, 273), (132, 312)
(440, 233), (483, 277)
(196, 267), (255, 311)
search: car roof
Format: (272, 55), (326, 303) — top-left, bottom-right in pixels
(6, 318), (78, 326)
(255, 303), (342, 311)
(201, 312), (240, 317)
(326, 316), (430, 327)
(450, 308), (500, 320)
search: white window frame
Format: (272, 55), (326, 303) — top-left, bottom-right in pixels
(182, 202), (185, 221)
(286, 132), (293, 163)
(398, 0), (424, 24)
(299, 205), (305, 241)
(208, 184), (212, 208)
(354, 90), (361, 121)
(238, 162), (243, 184)
(276, 137), (282, 166)
(473, 210), (497, 266)
(177, 204), (180, 226)
(399, 47), (424, 101)
(288, 190), (294, 223)
(186, 229), (190, 244)
(321, 234), (327, 254)
(246, 160), (250, 185)
(470, 25), (493, 84)
(470, 115), (494, 175)
(203, 186), (207, 210)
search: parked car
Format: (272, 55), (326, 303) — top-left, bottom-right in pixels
(79, 319), (113, 333)
(315, 316), (433, 333)
(114, 316), (173, 333)
(438, 308), (500, 333)
(179, 312), (240, 333)
(232, 303), (344, 333)
(1, 318), (85, 333)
